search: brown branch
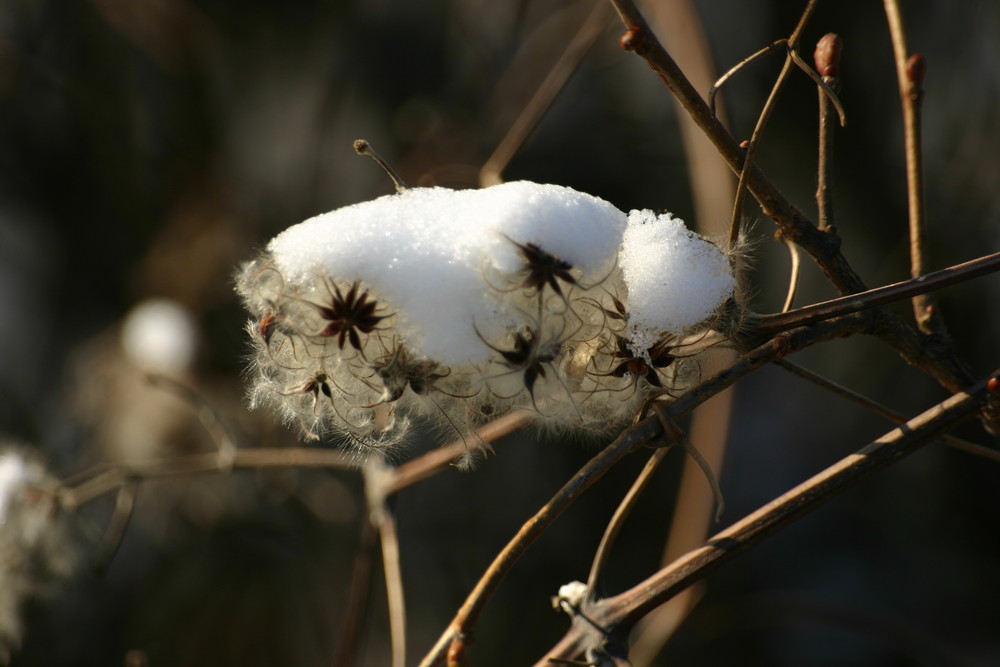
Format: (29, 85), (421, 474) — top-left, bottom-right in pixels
(60, 447), (358, 509)
(725, 0), (820, 247)
(611, 0), (865, 294)
(751, 251), (1000, 338)
(775, 359), (1000, 463)
(610, 0), (980, 397)
(334, 519), (377, 667)
(419, 315), (863, 666)
(479, 1), (610, 187)
(385, 410), (532, 495)
(540, 368), (999, 663)
(377, 505), (407, 667)
(814, 33), (842, 234)
(587, 447), (670, 591)
(883, 0), (937, 334)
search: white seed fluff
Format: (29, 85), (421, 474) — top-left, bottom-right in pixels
(620, 209), (734, 352)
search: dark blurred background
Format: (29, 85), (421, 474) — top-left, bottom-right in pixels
(2, 0), (999, 665)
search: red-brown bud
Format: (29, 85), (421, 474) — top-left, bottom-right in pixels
(988, 377), (1000, 394)
(814, 33), (843, 78)
(906, 53), (926, 87)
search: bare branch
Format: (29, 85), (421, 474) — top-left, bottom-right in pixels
(419, 315), (863, 666)
(883, 0), (938, 334)
(587, 447), (670, 592)
(540, 368), (999, 663)
(480, 1), (611, 187)
(751, 251), (1000, 338)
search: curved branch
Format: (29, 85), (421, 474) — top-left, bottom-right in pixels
(609, 0), (980, 397)
(419, 315), (862, 666)
(540, 367), (999, 663)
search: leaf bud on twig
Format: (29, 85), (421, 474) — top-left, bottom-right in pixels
(813, 33), (843, 78)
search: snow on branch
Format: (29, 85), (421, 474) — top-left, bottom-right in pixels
(236, 181), (735, 461)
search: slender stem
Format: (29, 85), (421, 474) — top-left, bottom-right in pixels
(479, 1), (610, 187)
(587, 447), (671, 591)
(60, 447), (357, 508)
(883, 0), (935, 333)
(145, 373), (239, 463)
(775, 359), (1000, 463)
(780, 238), (802, 312)
(708, 40), (785, 117)
(420, 316), (863, 666)
(606, 371), (994, 630)
(334, 519), (377, 667)
(95, 481), (138, 574)
(385, 410), (532, 495)
(377, 506), (407, 667)
(815, 31), (841, 234)
(418, 420), (659, 667)
(540, 369), (998, 662)
(727, 0), (820, 247)
(752, 251), (1000, 338)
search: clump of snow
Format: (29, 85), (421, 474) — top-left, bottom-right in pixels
(121, 299), (198, 374)
(267, 182), (626, 366)
(620, 209), (735, 354)
(237, 181), (735, 457)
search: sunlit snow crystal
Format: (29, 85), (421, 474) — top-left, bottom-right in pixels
(620, 209), (734, 353)
(266, 181), (626, 366)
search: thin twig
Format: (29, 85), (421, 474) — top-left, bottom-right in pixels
(726, 0), (821, 247)
(479, 1), (610, 187)
(145, 373), (238, 465)
(540, 368), (998, 663)
(94, 480), (138, 574)
(787, 47), (846, 127)
(376, 504), (407, 667)
(419, 316), (864, 666)
(587, 447), (671, 592)
(775, 359), (1000, 463)
(883, 0), (937, 334)
(334, 519), (377, 667)
(60, 447), (357, 508)
(708, 40), (785, 117)
(780, 238), (802, 312)
(611, 0), (872, 299)
(814, 34), (842, 234)
(385, 410), (532, 495)
(751, 251), (1000, 338)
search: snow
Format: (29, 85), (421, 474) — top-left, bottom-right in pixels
(619, 209), (735, 353)
(267, 181), (627, 366)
